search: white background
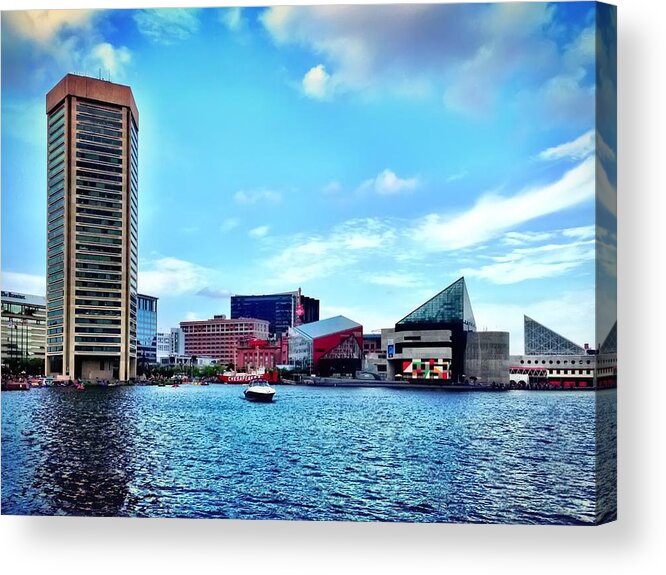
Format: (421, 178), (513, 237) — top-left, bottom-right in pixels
(1, 1), (664, 573)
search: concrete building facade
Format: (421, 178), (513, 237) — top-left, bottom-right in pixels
(45, 74), (139, 381)
(465, 331), (510, 384)
(380, 328), (453, 381)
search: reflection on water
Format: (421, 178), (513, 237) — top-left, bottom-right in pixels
(2, 386), (616, 524)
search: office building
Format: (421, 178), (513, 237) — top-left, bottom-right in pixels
(180, 315), (269, 365)
(170, 327), (185, 355)
(156, 327), (186, 364)
(137, 294), (158, 368)
(1, 291), (47, 366)
(45, 73), (139, 381)
(230, 289), (319, 336)
(156, 331), (171, 362)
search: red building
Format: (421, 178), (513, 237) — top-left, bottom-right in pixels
(287, 315), (364, 375)
(235, 339), (281, 371)
(180, 315), (269, 365)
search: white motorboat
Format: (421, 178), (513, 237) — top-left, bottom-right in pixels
(244, 379), (276, 402)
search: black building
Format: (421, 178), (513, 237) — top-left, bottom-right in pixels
(230, 291), (319, 337)
(394, 277), (476, 383)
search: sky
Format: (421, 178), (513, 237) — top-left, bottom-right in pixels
(1, 3), (617, 354)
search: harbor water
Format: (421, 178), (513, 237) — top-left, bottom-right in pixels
(1, 385), (616, 524)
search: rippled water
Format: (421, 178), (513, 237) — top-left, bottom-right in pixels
(1, 385), (616, 524)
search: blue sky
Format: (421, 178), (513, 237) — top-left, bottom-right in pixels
(1, 4), (616, 353)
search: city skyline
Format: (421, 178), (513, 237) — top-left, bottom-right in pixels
(1, 5), (615, 353)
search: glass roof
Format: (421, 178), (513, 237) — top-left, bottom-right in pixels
(397, 277), (476, 330)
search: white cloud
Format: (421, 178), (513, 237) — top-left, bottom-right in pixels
(221, 7), (244, 31)
(1, 272), (46, 296)
(597, 132), (616, 163)
(357, 169), (419, 196)
(302, 64), (332, 100)
(562, 225), (595, 240)
(85, 43), (131, 80)
(597, 156), (617, 217)
(597, 227), (617, 279)
(322, 181), (343, 195)
(249, 226), (269, 238)
(501, 231), (556, 246)
(4, 10), (96, 44)
(220, 217), (240, 233)
(364, 272), (422, 289)
(535, 68), (595, 124)
(538, 129), (595, 161)
(563, 25), (596, 70)
(3, 10), (132, 81)
(263, 218), (396, 285)
(374, 169), (419, 195)
(138, 257), (212, 297)
(233, 188), (282, 205)
(461, 240), (595, 285)
(261, 2), (588, 118)
(412, 156), (595, 251)
(133, 9), (201, 45)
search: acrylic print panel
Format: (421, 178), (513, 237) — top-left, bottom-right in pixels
(0, 3), (616, 524)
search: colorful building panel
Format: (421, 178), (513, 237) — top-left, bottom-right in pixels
(401, 358), (450, 380)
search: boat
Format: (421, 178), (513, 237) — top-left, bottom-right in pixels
(244, 379), (276, 403)
(217, 371), (279, 384)
(2, 380), (30, 391)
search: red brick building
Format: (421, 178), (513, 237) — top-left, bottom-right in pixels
(235, 339), (282, 371)
(180, 315), (269, 365)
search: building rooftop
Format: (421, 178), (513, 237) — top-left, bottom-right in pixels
(293, 315), (361, 339)
(46, 73), (139, 127)
(524, 315), (585, 355)
(397, 276), (476, 330)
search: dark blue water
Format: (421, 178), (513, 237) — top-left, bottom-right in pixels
(1, 385), (616, 524)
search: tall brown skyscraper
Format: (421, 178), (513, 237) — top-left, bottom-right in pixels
(45, 74), (139, 381)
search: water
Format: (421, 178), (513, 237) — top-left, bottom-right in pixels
(1, 385), (616, 524)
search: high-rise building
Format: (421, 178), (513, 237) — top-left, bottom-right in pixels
(45, 74), (139, 381)
(230, 290), (319, 336)
(1, 291), (47, 367)
(137, 294), (158, 368)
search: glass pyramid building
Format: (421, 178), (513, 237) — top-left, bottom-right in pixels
(397, 277), (476, 331)
(524, 315), (585, 355)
